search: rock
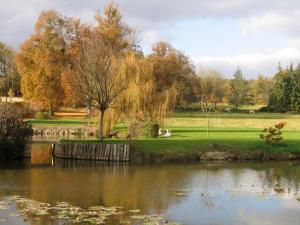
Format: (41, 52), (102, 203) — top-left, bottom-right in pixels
(200, 151), (236, 161)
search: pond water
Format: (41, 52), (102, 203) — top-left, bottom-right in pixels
(0, 144), (300, 225)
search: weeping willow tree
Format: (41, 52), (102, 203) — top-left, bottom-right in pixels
(102, 41), (194, 137)
(101, 53), (177, 137)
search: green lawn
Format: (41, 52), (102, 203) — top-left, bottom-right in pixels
(62, 127), (300, 154)
(27, 118), (93, 125)
(171, 112), (300, 119)
(31, 111), (300, 155)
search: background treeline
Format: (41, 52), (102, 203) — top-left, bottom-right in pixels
(0, 39), (276, 112)
(268, 65), (300, 112)
(0, 8), (278, 114)
(176, 69), (274, 112)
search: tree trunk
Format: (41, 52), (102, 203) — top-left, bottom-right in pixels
(235, 97), (239, 111)
(206, 111), (209, 139)
(99, 110), (105, 140)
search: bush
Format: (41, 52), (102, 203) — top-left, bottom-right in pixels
(141, 123), (160, 138)
(258, 106), (270, 112)
(0, 103), (33, 159)
(128, 122), (142, 138)
(259, 122), (286, 144)
(34, 111), (50, 120)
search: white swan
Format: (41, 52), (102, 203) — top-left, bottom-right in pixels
(158, 128), (163, 136)
(163, 129), (172, 137)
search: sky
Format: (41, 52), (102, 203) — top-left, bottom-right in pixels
(1, 0), (300, 78)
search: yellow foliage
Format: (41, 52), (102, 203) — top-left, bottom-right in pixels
(113, 53), (177, 126)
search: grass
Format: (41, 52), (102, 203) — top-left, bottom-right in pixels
(30, 109), (300, 155)
(27, 118), (93, 126)
(62, 127), (300, 155)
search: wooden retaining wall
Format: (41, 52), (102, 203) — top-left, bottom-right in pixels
(52, 143), (130, 162)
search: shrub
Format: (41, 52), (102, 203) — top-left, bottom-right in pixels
(258, 106), (270, 112)
(259, 122), (286, 144)
(34, 111), (50, 120)
(128, 122), (142, 138)
(0, 103), (33, 159)
(141, 123), (160, 138)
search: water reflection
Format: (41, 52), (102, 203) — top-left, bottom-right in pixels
(29, 143), (52, 166)
(0, 144), (300, 225)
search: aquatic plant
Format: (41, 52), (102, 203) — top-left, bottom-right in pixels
(0, 195), (182, 225)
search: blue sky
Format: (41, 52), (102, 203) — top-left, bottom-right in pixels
(1, 0), (300, 78)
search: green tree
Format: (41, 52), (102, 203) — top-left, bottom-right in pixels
(291, 64), (300, 112)
(268, 67), (293, 112)
(229, 68), (246, 110)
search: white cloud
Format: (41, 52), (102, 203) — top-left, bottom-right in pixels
(193, 48), (300, 78)
(236, 205), (300, 225)
(241, 11), (300, 36)
(2, 0), (300, 77)
(140, 30), (162, 52)
(2, 0), (300, 49)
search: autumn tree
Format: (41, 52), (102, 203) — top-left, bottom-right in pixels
(119, 53), (177, 124)
(16, 11), (68, 113)
(135, 41), (193, 123)
(197, 70), (224, 138)
(252, 75), (273, 105)
(176, 74), (200, 110)
(0, 42), (20, 100)
(60, 19), (91, 107)
(149, 41), (194, 92)
(102, 42), (192, 137)
(146, 41), (196, 113)
(72, 2), (135, 139)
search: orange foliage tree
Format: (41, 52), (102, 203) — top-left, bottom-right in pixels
(70, 2), (135, 139)
(16, 11), (69, 113)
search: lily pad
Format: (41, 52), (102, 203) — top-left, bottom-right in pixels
(129, 209), (141, 213)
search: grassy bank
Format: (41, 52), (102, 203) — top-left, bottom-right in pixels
(62, 127), (300, 154)
(27, 118), (91, 125)
(31, 110), (300, 159)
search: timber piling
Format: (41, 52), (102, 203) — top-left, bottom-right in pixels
(52, 143), (130, 162)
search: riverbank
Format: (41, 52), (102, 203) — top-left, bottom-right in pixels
(28, 111), (300, 163)
(60, 135), (300, 163)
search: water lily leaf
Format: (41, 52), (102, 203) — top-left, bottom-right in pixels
(131, 215), (148, 220)
(35, 210), (49, 216)
(129, 209), (141, 213)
